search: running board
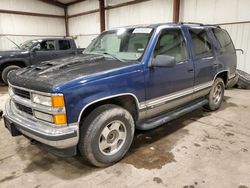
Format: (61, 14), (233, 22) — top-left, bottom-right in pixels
(137, 99), (208, 130)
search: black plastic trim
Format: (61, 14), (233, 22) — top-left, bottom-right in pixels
(3, 115), (77, 141)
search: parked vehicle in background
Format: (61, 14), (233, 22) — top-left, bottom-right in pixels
(0, 38), (84, 84)
(4, 23), (237, 167)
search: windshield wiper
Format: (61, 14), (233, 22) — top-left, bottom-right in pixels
(101, 52), (125, 62)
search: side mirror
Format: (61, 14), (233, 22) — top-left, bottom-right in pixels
(31, 44), (40, 52)
(151, 55), (176, 68)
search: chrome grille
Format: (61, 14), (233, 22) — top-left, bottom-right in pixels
(13, 88), (30, 99)
(15, 103), (33, 116)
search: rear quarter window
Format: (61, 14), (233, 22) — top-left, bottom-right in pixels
(212, 28), (235, 54)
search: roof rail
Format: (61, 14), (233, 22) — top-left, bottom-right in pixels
(180, 22), (222, 29)
(179, 22), (204, 26)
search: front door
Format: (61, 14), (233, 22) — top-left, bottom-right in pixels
(31, 40), (58, 64)
(145, 28), (194, 119)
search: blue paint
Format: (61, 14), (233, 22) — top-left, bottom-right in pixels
(52, 23), (236, 124)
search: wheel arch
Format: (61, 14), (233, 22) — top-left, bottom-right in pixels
(0, 60), (27, 72)
(77, 93), (140, 124)
(214, 70), (229, 86)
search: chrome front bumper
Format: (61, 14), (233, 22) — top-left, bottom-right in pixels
(4, 99), (79, 149)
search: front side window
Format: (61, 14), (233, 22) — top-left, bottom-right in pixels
(20, 40), (38, 50)
(84, 27), (153, 61)
(212, 28), (235, 54)
(39, 40), (55, 51)
(189, 28), (212, 58)
(154, 29), (188, 62)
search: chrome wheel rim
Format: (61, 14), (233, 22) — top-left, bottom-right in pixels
(98, 120), (127, 156)
(213, 84), (223, 104)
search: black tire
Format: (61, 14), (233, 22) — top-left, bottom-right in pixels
(78, 104), (135, 167)
(1, 65), (20, 85)
(204, 78), (225, 111)
(236, 69), (250, 89)
(226, 71), (239, 89)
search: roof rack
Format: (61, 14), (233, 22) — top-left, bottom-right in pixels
(179, 22), (221, 28)
(179, 22), (204, 26)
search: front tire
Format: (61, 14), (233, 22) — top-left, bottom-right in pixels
(78, 104), (135, 167)
(1, 65), (20, 85)
(204, 78), (225, 111)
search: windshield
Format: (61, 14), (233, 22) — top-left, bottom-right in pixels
(84, 27), (153, 61)
(19, 40), (38, 50)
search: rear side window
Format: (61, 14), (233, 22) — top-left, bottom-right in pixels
(212, 28), (235, 54)
(154, 29), (188, 62)
(189, 29), (212, 58)
(59, 40), (71, 50)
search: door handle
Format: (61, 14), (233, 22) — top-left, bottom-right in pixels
(188, 68), (194, 72)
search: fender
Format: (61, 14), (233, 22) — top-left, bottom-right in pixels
(213, 70), (229, 81)
(76, 93), (141, 123)
(0, 58), (29, 67)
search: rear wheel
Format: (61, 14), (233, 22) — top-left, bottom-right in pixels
(204, 78), (225, 111)
(78, 104), (135, 167)
(1, 65), (20, 84)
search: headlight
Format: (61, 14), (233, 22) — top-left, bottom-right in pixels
(34, 110), (67, 125)
(34, 110), (54, 123)
(32, 93), (52, 106)
(31, 93), (65, 108)
(32, 93), (66, 125)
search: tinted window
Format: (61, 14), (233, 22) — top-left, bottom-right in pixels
(212, 28), (235, 54)
(189, 29), (212, 58)
(154, 29), (188, 62)
(40, 40), (55, 51)
(59, 40), (71, 50)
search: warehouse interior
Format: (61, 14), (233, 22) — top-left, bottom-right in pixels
(0, 0), (250, 187)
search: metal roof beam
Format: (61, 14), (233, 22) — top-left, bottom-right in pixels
(38, 0), (66, 8)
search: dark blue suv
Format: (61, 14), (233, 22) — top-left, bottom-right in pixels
(4, 23), (237, 167)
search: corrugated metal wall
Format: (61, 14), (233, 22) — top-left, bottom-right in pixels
(68, 0), (174, 48)
(0, 0), (65, 50)
(0, 0), (249, 73)
(106, 0), (173, 28)
(68, 0), (100, 48)
(180, 0), (250, 73)
(221, 23), (250, 74)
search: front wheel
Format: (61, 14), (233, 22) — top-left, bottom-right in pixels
(78, 104), (135, 167)
(1, 65), (21, 85)
(204, 78), (225, 111)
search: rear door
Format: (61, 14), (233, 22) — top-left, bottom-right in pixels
(187, 28), (217, 99)
(55, 39), (76, 58)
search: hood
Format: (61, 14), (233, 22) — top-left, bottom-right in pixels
(8, 54), (137, 92)
(0, 50), (28, 58)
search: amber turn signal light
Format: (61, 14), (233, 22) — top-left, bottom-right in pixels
(54, 114), (67, 125)
(52, 96), (65, 108)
